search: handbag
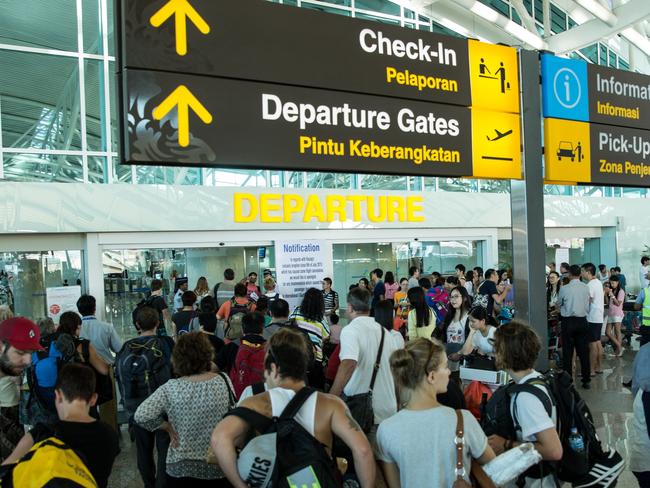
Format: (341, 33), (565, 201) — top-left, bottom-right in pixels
(452, 410), (497, 488)
(342, 326), (385, 433)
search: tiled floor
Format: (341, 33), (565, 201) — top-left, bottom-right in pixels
(108, 343), (642, 488)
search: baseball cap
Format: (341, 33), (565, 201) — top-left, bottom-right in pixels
(0, 317), (44, 351)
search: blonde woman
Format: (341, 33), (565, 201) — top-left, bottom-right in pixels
(377, 338), (494, 487)
(193, 277), (211, 305)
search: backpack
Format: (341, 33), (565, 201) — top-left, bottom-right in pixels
(174, 310), (199, 336)
(230, 340), (266, 399)
(482, 370), (622, 484)
(115, 336), (174, 415)
(0, 437), (96, 488)
(28, 333), (87, 415)
(226, 387), (340, 488)
(132, 295), (158, 331)
(427, 287), (448, 326)
(225, 299), (253, 341)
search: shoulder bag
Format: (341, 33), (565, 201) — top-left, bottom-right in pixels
(452, 410), (497, 488)
(342, 326), (385, 433)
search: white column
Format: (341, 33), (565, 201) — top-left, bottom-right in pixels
(84, 233), (105, 319)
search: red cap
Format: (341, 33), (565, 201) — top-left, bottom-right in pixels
(0, 317), (44, 351)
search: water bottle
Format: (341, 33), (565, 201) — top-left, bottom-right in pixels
(568, 427), (585, 453)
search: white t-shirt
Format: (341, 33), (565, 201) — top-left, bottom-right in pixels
(0, 376), (20, 407)
(587, 279), (605, 324)
(339, 316), (401, 424)
(506, 371), (557, 488)
(464, 281), (474, 297)
(471, 326), (496, 356)
(377, 407), (487, 487)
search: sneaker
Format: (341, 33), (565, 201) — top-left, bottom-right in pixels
(572, 449), (624, 487)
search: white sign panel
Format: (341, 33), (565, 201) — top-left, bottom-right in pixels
(46, 286), (81, 323)
(275, 240), (333, 313)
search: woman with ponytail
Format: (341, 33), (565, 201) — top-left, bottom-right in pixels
(376, 338), (495, 487)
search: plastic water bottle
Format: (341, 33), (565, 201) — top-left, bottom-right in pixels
(568, 428), (585, 453)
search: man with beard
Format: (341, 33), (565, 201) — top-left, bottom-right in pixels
(0, 317), (43, 462)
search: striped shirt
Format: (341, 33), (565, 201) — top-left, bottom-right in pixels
(323, 290), (339, 312)
(289, 307), (330, 362)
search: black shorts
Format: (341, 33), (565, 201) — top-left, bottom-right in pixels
(588, 322), (603, 343)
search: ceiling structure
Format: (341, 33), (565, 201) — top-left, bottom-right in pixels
(391, 0), (650, 73)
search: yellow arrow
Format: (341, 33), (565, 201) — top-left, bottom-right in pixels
(150, 0), (210, 56)
(152, 85), (213, 148)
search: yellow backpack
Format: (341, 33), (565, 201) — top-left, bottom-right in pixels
(0, 437), (97, 487)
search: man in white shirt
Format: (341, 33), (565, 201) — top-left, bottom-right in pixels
(330, 287), (401, 453)
(581, 263), (605, 377)
(640, 257), (650, 289)
(173, 277), (188, 313)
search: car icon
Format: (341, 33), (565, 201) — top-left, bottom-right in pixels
(557, 141), (575, 161)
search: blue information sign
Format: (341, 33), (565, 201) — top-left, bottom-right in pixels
(541, 54), (589, 122)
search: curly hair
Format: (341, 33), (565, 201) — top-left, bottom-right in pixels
(494, 320), (541, 372)
(298, 288), (325, 322)
(172, 332), (213, 376)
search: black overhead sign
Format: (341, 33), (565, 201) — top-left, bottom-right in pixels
(117, 0), (471, 106)
(122, 69), (473, 176)
(589, 64), (650, 131)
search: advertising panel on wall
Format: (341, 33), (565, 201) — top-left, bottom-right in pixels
(274, 240), (333, 312)
(46, 286), (82, 324)
(116, 0), (522, 179)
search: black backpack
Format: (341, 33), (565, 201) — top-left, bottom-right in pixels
(226, 387), (340, 488)
(132, 296), (157, 331)
(482, 370), (610, 483)
(115, 336), (174, 415)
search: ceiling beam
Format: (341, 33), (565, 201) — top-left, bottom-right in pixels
(547, 0), (650, 54)
(510, 0), (539, 35)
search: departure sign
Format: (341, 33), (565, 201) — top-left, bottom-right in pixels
(117, 0), (521, 178)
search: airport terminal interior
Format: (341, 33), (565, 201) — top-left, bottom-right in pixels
(2, 0), (650, 487)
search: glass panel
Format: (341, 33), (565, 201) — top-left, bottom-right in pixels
(409, 176), (422, 191)
(109, 61), (118, 152)
(113, 159), (133, 183)
(0, 0), (78, 52)
(307, 172), (351, 189)
(544, 185), (573, 196)
(0, 250), (84, 320)
(83, 0), (102, 54)
(355, 13), (400, 25)
(300, 3), (351, 16)
(619, 59), (629, 71)
(135, 165), (202, 185)
(423, 177), (437, 191)
(3, 153), (84, 182)
(202, 168), (268, 187)
(581, 45), (598, 64)
(550, 4), (566, 33)
(0, 50), (82, 150)
(107, 0), (115, 56)
(85, 59), (105, 151)
(87, 156), (108, 183)
(355, 0), (400, 16)
(622, 187), (648, 198)
(479, 179), (510, 193)
(498, 240), (513, 270)
(286, 171), (305, 188)
(359, 175), (407, 190)
(103, 248), (186, 340)
(438, 177), (477, 192)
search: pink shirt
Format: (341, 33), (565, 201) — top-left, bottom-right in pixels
(608, 288), (625, 317)
(384, 282), (399, 300)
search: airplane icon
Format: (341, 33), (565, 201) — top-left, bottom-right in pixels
(486, 129), (513, 141)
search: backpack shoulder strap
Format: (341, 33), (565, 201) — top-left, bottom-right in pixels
(369, 326), (386, 392)
(510, 379), (554, 430)
(279, 387), (316, 421)
(79, 339), (91, 363)
(252, 381), (265, 395)
(225, 406), (272, 432)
